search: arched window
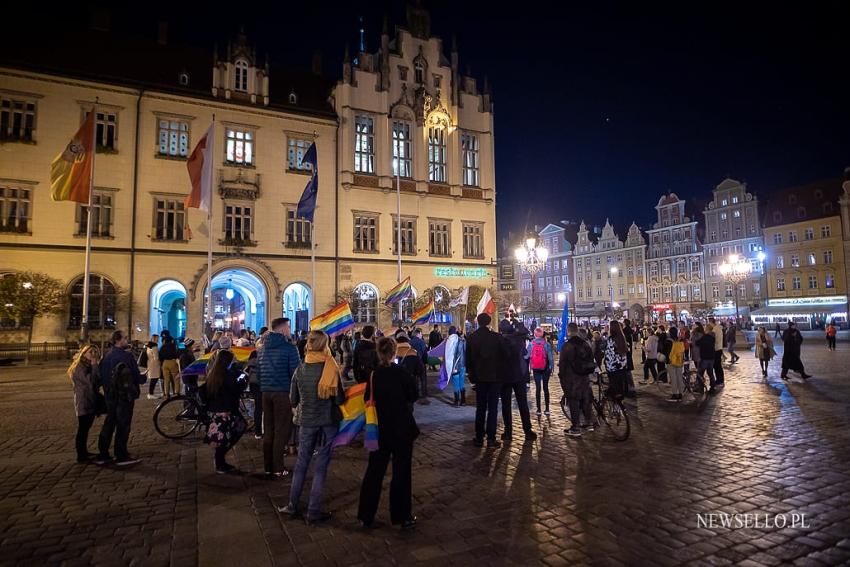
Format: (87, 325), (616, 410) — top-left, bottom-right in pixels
(351, 283), (379, 323)
(431, 285), (452, 324)
(392, 286), (418, 325)
(234, 59), (249, 92)
(414, 60), (425, 84)
(68, 274), (117, 330)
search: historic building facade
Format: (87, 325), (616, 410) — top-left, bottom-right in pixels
(518, 223), (572, 326)
(645, 194), (705, 322)
(702, 178), (765, 318)
(572, 220), (647, 322)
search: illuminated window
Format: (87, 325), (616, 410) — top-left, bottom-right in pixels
(428, 127), (446, 182)
(351, 283), (378, 323)
(0, 96), (36, 142)
(826, 273), (835, 289)
(391, 121), (412, 178)
(0, 186), (31, 234)
(287, 138), (313, 171)
(790, 254), (800, 267)
(354, 116), (374, 173)
(461, 132), (480, 186)
(158, 119), (190, 157)
(225, 128), (253, 165)
(776, 278), (785, 292)
(234, 59), (249, 92)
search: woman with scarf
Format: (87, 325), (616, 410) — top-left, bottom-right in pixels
(604, 321), (630, 400)
(69, 344), (101, 463)
(202, 349), (247, 474)
(278, 330), (346, 525)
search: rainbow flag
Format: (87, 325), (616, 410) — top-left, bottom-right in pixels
(310, 301), (354, 337)
(411, 299), (434, 325)
(180, 346), (255, 377)
(384, 277), (412, 305)
(332, 382), (379, 451)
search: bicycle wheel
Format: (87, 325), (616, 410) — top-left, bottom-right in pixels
(598, 396), (630, 441)
(153, 395), (202, 439)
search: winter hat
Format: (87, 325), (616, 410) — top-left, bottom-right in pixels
(534, 327), (544, 338)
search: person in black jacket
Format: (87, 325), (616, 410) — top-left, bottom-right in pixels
(357, 337), (419, 530)
(159, 336), (181, 398)
(499, 321), (537, 442)
(465, 313), (507, 448)
(352, 325), (379, 383)
(781, 321), (811, 380)
(202, 349), (247, 474)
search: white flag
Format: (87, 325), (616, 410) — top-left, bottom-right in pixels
(449, 286), (469, 308)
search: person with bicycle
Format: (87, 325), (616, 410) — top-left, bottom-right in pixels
(604, 321), (630, 400)
(201, 349), (247, 474)
(559, 323), (596, 437)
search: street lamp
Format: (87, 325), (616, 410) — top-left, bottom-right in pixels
(515, 235), (549, 325)
(608, 266), (619, 319)
(718, 253), (752, 322)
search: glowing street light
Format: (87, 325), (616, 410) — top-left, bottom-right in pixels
(515, 235), (550, 323)
(718, 253), (752, 321)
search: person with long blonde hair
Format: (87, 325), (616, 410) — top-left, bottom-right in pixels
(68, 344), (100, 463)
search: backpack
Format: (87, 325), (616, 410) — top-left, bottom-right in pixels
(530, 341), (547, 370)
(112, 361), (134, 403)
(568, 337), (597, 376)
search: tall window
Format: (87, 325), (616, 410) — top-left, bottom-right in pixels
(68, 274), (116, 330)
(429, 219), (451, 256)
(89, 110), (117, 151)
(0, 97), (36, 142)
(354, 115), (375, 173)
(287, 138), (313, 171)
(788, 231), (798, 243)
(234, 59), (249, 92)
(352, 283), (378, 323)
(792, 276), (801, 290)
(776, 255), (784, 269)
(225, 128), (254, 165)
(808, 275), (818, 289)
(712, 284), (719, 299)
(158, 119), (189, 157)
(826, 273), (835, 289)
(223, 203), (253, 242)
(738, 283), (746, 299)
(821, 225), (832, 238)
(808, 253), (816, 266)
(428, 127), (446, 182)
(393, 216), (416, 255)
(804, 228), (814, 240)
(353, 213), (378, 252)
(414, 60), (425, 84)
(753, 282), (760, 297)
(776, 278), (785, 292)
(462, 132), (480, 186)
(462, 223), (484, 258)
(0, 186), (31, 233)
(391, 121), (412, 177)
(725, 283), (733, 298)
(76, 190), (113, 237)
(286, 208), (312, 246)
(790, 254), (800, 267)
(824, 250), (833, 264)
(154, 198), (186, 241)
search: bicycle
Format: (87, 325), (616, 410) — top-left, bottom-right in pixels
(560, 370), (631, 441)
(153, 387), (255, 440)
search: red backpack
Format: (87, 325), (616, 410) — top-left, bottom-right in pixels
(530, 340), (548, 370)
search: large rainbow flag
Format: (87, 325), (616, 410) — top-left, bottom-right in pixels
(410, 299), (434, 325)
(331, 382), (378, 451)
(310, 301), (354, 337)
(180, 346), (255, 377)
(384, 277), (412, 305)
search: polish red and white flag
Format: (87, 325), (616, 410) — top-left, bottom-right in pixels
(185, 122), (215, 213)
(476, 289), (496, 316)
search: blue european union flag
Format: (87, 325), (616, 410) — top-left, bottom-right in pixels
(296, 142), (318, 222)
(557, 299), (570, 351)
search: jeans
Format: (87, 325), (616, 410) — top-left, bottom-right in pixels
(564, 376), (593, 429)
(98, 398), (134, 460)
(643, 359), (658, 382)
(262, 392), (292, 473)
(532, 370), (550, 411)
(76, 414), (96, 459)
(713, 350), (725, 384)
(668, 365), (684, 396)
(473, 382), (501, 441)
(698, 359), (716, 389)
(288, 425), (338, 517)
(358, 440), (414, 525)
(501, 382), (534, 436)
(249, 383), (263, 435)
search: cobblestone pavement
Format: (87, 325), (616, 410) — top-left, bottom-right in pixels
(2, 343), (850, 566)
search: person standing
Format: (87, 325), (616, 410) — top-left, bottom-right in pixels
(202, 349), (247, 474)
(697, 324), (718, 394)
(278, 331), (346, 524)
(428, 325), (442, 350)
(499, 321), (537, 442)
(726, 324), (739, 363)
(353, 325), (378, 384)
(708, 317), (725, 386)
(826, 323), (837, 351)
(639, 330), (659, 385)
(604, 321), (630, 399)
(409, 329), (428, 372)
(781, 321), (811, 380)
(774, 321), (782, 339)
(340, 331), (354, 380)
(527, 327), (554, 415)
(245, 350), (263, 439)
(559, 323), (597, 437)
(357, 337), (419, 530)
(159, 335), (181, 398)
(95, 330), (145, 466)
(69, 344), (100, 463)
(465, 313), (506, 448)
(452, 329), (467, 406)
(755, 326), (775, 377)
(395, 333), (428, 405)
(257, 317), (300, 478)
(666, 327), (685, 402)
(145, 335), (162, 400)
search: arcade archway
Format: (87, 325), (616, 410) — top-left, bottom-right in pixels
(204, 268), (267, 334)
(283, 282), (311, 335)
(149, 280), (187, 338)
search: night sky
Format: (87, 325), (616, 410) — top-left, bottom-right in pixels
(13, 1), (850, 243)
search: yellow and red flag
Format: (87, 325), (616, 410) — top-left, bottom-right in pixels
(50, 112), (95, 203)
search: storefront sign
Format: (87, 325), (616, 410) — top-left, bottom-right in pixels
(433, 267), (490, 279)
(651, 303), (672, 311)
(767, 296), (848, 308)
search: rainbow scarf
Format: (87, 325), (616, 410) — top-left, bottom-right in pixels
(180, 346), (255, 377)
(310, 301), (355, 337)
(332, 382), (379, 451)
(384, 277), (412, 306)
(410, 299), (434, 325)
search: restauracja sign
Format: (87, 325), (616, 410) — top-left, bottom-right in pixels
(766, 296), (847, 308)
(433, 267), (490, 279)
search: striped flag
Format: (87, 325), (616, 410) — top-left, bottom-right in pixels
(411, 299), (434, 325)
(384, 277), (412, 305)
(331, 382), (379, 451)
(476, 289), (496, 316)
(185, 122), (215, 212)
(310, 301), (355, 337)
(50, 111), (95, 203)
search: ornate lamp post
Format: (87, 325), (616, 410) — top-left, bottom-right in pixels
(608, 266), (620, 318)
(718, 253), (752, 322)
(515, 236), (549, 325)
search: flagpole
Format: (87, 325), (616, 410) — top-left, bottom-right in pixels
(311, 220), (316, 318)
(206, 115), (215, 339)
(396, 163), (402, 324)
(80, 98), (98, 343)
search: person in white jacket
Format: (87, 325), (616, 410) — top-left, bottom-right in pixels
(145, 335), (162, 399)
(639, 332), (659, 384)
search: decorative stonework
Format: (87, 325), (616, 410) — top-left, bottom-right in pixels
(353, 174), (380, 188)
(462, 187), (483, 200)
(219, 168), (261, 200)
(188, 255), (282, 303)
(428, 183), (451, 196)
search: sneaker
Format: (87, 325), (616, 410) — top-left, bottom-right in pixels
(544, 410), (550, 416)
(667, 395), (680, 403)
(638, 380), (648, 385)
(114, 456), (141, 467)
(277, 503), (298, 516)
(254, 434), (263, 440)
(566, 428), (582, 437)
(536, 409), (542, 415)
(305, 512), (333, 525)
(93, 455), (114, 466)
(472, 437), (484, 448)
(401, 516), (417, 530)
(581, 424), (595, 432)
(146, 394), (156, 400)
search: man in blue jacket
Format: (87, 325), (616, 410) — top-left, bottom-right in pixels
(257, 317), (300, 478)
(96, 330), (145, 466)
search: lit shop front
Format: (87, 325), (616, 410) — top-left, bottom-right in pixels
(752, 296), (849, 330)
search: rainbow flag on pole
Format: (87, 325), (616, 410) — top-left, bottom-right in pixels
(180, 346), (255, 377)
(411, 299), (434, 325)
(310, 301), (354, 337)
(384, 277), (412, 305)
(331, 382), (379, 451)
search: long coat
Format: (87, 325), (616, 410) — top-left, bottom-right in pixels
(71, 361), (99, 417)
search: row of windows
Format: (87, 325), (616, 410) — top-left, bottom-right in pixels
(709, 282), (761, 299)
(709, 225), (757, 241)
(353, 213), (484, 258)
(647, 259), (701, 278)
(649, 285), (703, 301)
(536, 275), (571, 289)
(771, 225), (832, 244)
(574, 251), (644, 267)
(355, 116), (481, 186)
(774, 250), (834, 268)
(577, 284), (645, 299)
(775, 275), (836, 291)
